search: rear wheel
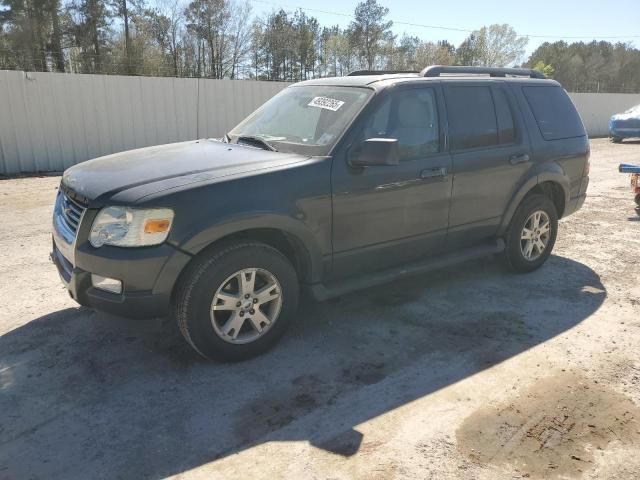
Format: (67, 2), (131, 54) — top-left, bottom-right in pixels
(504, 194), (558, 273)
(174, 242), (299, 361)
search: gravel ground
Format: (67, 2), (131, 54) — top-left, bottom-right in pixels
(1, 138), (640, 480)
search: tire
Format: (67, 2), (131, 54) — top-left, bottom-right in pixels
(174, 242), (299, 361)
(635, 193), (640, 207)
(610, 136), (623, 144)
(503, 194), (558, 273)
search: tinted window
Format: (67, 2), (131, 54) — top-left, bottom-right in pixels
(362, 88), (439, 161)
(446, 86), (498, 150)
(367, 96), (391, 137)
(493, 88), (516, 144)
(523, 86), (585, 140)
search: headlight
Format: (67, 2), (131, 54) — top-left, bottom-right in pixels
(89, 206), (174, 248)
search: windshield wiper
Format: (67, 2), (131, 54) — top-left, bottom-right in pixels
(236, 135), (277, 152)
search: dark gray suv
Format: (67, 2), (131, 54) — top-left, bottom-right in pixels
(51, 65), (590, 361)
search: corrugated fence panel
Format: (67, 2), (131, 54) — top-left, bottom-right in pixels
(0, 70), (36, 174)
(196, 79), (289, 138)
(0, 72), (286, 175)
(569, 92), (640, 137)
(2, 70), (640, 175)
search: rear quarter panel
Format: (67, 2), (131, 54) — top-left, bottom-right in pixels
(513, 84), (589, 203)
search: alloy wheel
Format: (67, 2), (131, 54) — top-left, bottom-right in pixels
(520, 210), (551, 261)
(210, 268), (282, 344)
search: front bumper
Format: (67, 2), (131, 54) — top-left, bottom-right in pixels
(51, 235), (191, 319)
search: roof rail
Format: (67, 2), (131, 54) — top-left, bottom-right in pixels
(347, 70), (418, 76)
(420, 65), (546, 79)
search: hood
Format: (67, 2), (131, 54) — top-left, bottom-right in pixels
(61, 140), (308, 204)
(611, 111), (640, 123)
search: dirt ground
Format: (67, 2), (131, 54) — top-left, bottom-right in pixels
(1, 138), (640, 480)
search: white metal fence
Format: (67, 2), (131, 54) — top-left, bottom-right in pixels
(0, 71), (288, 175)
(1, 70), (639, 175)
(569, 92), (640, 137)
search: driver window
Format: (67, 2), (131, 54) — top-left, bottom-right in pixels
(363, 88), (440, 161)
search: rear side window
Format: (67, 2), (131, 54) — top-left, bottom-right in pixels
(446, 86), (498, 150)
(523, 86), (585, 140)
(493, 88), (516, 144)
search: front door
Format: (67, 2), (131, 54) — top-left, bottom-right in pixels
(330, 85), (452, 280)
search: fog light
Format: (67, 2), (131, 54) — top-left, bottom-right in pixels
(91, 274), (123, 294)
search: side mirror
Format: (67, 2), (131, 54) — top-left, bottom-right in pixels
(349, 138), (400, 167)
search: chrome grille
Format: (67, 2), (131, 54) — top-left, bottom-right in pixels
(57, 190), (87, 236)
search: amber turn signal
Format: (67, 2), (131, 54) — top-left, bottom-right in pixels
(144, 219), (171, 234)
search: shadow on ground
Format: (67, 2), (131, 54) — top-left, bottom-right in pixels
(0, 255), (605, 479)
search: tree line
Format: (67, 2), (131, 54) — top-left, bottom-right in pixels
(1, 0), (639, 93)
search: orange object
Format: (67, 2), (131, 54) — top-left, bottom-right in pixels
(144, 219), (171, 233)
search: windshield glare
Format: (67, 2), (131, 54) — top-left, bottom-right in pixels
(229, 85), (372, 155)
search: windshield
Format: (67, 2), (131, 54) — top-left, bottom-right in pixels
(624, 104), (640, 115)
(229, 85), (373, 155)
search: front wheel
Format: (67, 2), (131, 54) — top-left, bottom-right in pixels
(174, 242), (299, 361)
(610, 135), (623, 144)
(504, 194), (558, 273)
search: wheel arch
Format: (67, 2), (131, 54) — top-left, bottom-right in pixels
(171, 217), (324, 294)
(498, 171), (570, 236)
(194, 227), (317, 282)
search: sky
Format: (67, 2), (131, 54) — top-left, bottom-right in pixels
(244, 0), (640, 56)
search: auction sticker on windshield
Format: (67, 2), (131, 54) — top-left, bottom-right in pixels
(308, 96), (345, 111)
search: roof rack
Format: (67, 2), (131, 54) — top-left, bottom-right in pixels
(347, 70), (418, 76)
(420, 65), (546, 79)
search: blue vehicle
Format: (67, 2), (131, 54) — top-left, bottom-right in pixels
(610, 104), (640, 143)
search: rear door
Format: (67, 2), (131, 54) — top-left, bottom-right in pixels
(444, 83), (532, 249)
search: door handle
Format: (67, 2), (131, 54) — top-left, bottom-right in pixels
(510, 154), (530, 165)
(420, 167), (448, 179)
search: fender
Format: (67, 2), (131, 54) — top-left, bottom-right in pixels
(173, 212), (326, 284)
(497, 162), (570, 236)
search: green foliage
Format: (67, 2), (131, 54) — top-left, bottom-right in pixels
(525, 41), (640, 93)
(349, 0), (393, 70)
(0, 0), (65, 71)
(456, 24), (528, 67)
(532, 60), (554, 77)
(0, 0), (638, 92)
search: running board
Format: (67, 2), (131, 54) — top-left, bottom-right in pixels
(308, 239), (505, 301)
